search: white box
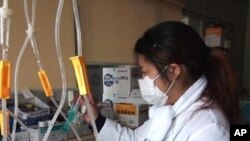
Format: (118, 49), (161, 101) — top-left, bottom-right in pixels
(18, 96), (50, 120)
(12, 130), (32, 141)
(103, 66), (140, 94)
(103, 89), (147, 104)
(12, 125), (66, 141)
(114, 103), (149, 127)
(38, 123), (67, 141)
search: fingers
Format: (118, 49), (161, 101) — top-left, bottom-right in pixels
(81, 97), (99, 123)
(82, 113), (92, 123)
(87, 93), (96, 104)
(71, 94), (85, 105)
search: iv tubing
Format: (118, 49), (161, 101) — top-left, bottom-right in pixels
(12, 1), (38, 140)
(23, 2), (80, 138)
(24, 0), (43, 70)
(83, 95), (99, 141)
(12, 1), (78, 140)
(72, 0), (99, 140)
(3, 0), (8, 8)
(8, 109), (29, 130)
(50, 96), (81, 141)
(37, 71), (81, 140)
(42, 0), (67, 140)
(72, 0), (82, 56)
(8, 110), (35, 141)
(1, 1), (11, 140)
(1, 100), (7, 141)
(12, 30), (31, 141)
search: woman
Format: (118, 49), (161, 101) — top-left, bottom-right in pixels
(82, 21), (240, 141)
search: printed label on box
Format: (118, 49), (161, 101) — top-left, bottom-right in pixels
(103, 66), (140, 94)
(114, 103), (149, 127)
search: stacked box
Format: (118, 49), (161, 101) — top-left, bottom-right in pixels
(102, 89), (147, 104)
(102, 66), (146, 104)
(38, 123), (67, 141)
(87, 65), (109, 101)
(15, 96), (52, 128)
(113, 103), (149, 128)
(18, 96), (50, 120)
(103, 66), (140, 94)
(102, 66), (149, 127)
(12, 123), (67, 141)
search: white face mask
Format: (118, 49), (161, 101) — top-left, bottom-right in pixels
(138, 66), (175, 106)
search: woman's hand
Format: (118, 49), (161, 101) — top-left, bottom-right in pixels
(82, 94), (99, 123)
(72, 94), (99, 124)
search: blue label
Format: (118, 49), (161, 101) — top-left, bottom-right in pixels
(104, 73), (113, 87)
(104, 73), (129, 87)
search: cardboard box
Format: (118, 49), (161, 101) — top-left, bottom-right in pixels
(114, 103), (149, 127)
(12, 123), (67, 141)
(18, 96), (50, 120)
(103, 66), (140, 94)
(103, 89), (147, 104)
(12, 129), (37, 141)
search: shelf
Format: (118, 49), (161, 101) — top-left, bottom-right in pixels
(158, 0), (185, 8)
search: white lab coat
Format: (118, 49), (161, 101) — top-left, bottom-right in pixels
(98, 101), (229, 141)
(98, 76), (229, 141)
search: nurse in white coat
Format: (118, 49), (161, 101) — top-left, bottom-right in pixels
(82, 21), (240, 141)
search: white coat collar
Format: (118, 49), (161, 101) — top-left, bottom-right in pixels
(145, 75), (208, 141)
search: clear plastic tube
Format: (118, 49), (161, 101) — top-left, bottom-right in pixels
(42, 0), (67, 140)
(24, 0), (30, 26)
(12, 32), (31, 141)
(12, 1), (75, 140)
(8, 109), (29, 130)
(72, 0), (82, 56)
(24, 0), (43, 70)
(12, 1), (38, 140)
(72, 0), (99, 140)
(62, 96), (81, 132)
(0, 1), (12, 140)
(3, 0), (8, 8)
(83, 95), (99, 141)
(1, 99), (7, 141)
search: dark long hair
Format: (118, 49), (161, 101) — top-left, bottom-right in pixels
(134, 21), (240, 124)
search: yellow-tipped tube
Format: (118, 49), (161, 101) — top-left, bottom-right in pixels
(38, 70), (53, 97)
(70, 56), (91, 95)
(0, 60), (11, 99)
(0, 111), (9, 135)
(70, 56), (99, 141)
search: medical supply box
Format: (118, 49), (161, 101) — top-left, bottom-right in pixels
(18, 96), (50, 120)
(114, 103), (149, 127)
(103, 66), (140, 94)
(13, 123), (67, 141)
(103, 89), (147, 104)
